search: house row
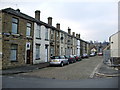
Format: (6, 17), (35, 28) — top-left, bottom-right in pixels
(0, 8), (90, 69)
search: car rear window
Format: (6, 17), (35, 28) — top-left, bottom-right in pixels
(51, 56), (60, 59)
(65, 56), (69, 58)
(60, 56), (65, 59)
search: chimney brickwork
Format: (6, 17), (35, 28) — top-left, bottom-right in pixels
(35, 10), (40, 21)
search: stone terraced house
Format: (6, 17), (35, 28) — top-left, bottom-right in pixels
(0, 8), (34, 69)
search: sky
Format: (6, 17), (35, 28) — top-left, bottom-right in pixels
(0, 0), (119, 42)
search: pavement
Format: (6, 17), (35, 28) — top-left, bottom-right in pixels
(1, 58), (120, 78)
(94, 62), (120, 78)
(1, 62), (49, 75)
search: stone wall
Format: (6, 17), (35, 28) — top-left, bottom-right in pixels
(2, 12), (34, 69)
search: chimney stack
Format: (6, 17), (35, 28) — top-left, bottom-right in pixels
(16, 9), (20, 12)
(35, 10), (40, 21)
(76, 34), (78, 38)
(78, 34), (80, 38)
(72, 32), (75, 37)
(56, 23), (60, 30)
(48, 17), (52, 25)
(68, 27), (71, 35)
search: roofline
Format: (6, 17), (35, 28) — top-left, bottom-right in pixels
(1, 7), (89, 43)
(109, 31), (120, 39)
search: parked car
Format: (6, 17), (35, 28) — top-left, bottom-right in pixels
(64, 55), (76, 63)
(90, 52), (96, 57)
(73, 55), (82, 61)
(50, 56), (69, 67)
(82, 53), (89, 58)
(97, 52), (103, 56)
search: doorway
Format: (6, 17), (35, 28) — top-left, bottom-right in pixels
(45, 45), (48, 62)
(26, 50), (30, 64)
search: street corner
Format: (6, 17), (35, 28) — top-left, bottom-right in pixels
(94, 63), (120, 78)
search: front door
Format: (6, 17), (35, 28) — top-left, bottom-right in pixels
(26, 50), (30, 64)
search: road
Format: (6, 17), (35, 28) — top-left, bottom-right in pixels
(2, 56), (119, 88)
(17, 56), (103, 80)
(2, 75), (118, 88)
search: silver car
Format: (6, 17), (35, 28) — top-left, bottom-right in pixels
(50, 56), (69, 67)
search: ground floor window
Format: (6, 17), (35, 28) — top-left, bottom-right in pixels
(50, 46), (54, 56)
(10, 44), (18, 61)
(36, 44), (40, 60)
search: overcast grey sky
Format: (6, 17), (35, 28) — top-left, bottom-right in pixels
(0, 0), (119, 42)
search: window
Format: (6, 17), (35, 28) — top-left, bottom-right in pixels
(36, 44), (40, 59)
(61, 33), (64, 43)
(61, 47), (63, 55)
(51, 30), (54, 39)
(56, 32), (59, 39)
(12, 18), (18, 34)
(65, 35), (67, 43)
(10, 44), (18, 61)
(26, 23), (31, 36)
(36, 24), (41, 38)
(50, 46), (54, 56)
(45, 28), (48, 40)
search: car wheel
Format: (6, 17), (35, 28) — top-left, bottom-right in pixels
(60, 62), (64, 67)
(74, 60), (76, 63)
(71, 60), (73, 63)
(67, 61), (69, 65)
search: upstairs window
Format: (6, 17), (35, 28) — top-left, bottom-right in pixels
(51, 30), (54, 39)
(26, 23), (31, 36)
(12, 18), (18, 34)
(61, 33), (64, 43)
(56, 31), (59, 42)
(36, 24), (41, 38)
(45, 28), (48, 40)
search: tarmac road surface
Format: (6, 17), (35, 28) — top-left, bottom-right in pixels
(2, 75), (118, 88)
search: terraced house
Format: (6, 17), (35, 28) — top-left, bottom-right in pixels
(0, 8), (34, 69)
(0, 8), (90, 69)
(33, 10), (50, 64)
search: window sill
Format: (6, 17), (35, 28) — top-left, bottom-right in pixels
(36, 38), (41, 40)
(45, 39), (49, 41)
(11, 33), (20, 36)
(26, 36), (33, 39)
(36, 58), (40, 60)
(11, 33), (20, 38)
(11, 60), (18, 62)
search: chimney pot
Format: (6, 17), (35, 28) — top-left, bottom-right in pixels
(35, 10), (40, 21)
